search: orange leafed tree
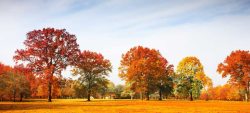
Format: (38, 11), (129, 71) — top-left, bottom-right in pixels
(13, 28), (80, 102)
(13, 64), (36, 102)
(217, 50), (250, 101)
(72, 50), (112, 101)
(119, 46), (169, 100)
(0, 62), (12, 101)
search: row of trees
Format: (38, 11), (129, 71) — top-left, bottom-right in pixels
(200, 84), (246, 101)
(119, 47), (250, 101)
(0, 64), (36, 102)
(119, 46), (212, 101)
(0, 65), (127, 102)
(0, 28), (249, 102)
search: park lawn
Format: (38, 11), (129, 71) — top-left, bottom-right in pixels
(0, 99), (249, 113)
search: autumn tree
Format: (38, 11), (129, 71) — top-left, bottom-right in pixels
(217, 50), (250, 101)
(201, 84), (244, 101)
(58, 77), (75, 98)
(176, 56), (211, 101)
(0, 62), (12, 101)
(119, 46), (170, 100)
(73, 81), (87, 98)
(13, 64), (36, 102)
(121, 82), (135, 99)
(0, 63), (32, 102)
(13, 28), (80, 102)
(114, 84), (125, 99)
(72, 50), (112, 101)
(157, 65), (174, 100)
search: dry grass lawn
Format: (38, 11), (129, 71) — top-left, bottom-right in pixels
(0, 99), (249, 113)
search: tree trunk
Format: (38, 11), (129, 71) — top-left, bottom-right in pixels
(87, 90), (91, 101)
(140, 91), (143, 100)
(146, 92), (150, 100)
(247, 81), (249, 102)
(130, 92), (133, 100)
(159, 88), (162, 101)
(48, 81), (52, 102)
(13, 89), (16, 102)
(190, 91), (193, 101)
(87, 82), (91, 101)
(244, 81), (249, 102)
(205, 92), (209, 101)
(20, 93), (23, 102)
(245, 92), (248, 101)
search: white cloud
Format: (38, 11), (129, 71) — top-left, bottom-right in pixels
(0, 0), (249, 86)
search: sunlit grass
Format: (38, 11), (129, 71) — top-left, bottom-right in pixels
(0, 99), (249, 113)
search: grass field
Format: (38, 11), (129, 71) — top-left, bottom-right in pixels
(0, 99), (249, 113)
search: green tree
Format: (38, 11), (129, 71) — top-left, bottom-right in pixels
(176, 56), (211, 101)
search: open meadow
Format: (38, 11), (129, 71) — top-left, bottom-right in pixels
(0, 99), (249, 113)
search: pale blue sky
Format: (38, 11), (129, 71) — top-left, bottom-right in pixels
(0, 0), (250, 86)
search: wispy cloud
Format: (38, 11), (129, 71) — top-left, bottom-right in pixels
(0, 0), (249, 86)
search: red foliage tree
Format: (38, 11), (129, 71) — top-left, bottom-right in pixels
(13, 28), (80, 102)
(119, 46), (169, 100)
(217, 50), (250, 101)
(72, 50), (112, 101)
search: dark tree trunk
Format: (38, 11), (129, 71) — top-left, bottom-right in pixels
(87, 82), (91, 101)
(146, 92), (150, 100)
(190, 91), (193, 101)
(87, 90), (91, 101)
(48, 81), (52, 102)
(13, 89), (16, 102)
(159, 88), (162, 101)
(20, 93), (23, 102)
(247, 81), (249, 102)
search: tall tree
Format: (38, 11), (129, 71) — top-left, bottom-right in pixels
(217, 50), (250, 101)
(176, 56), (211, 101)
(72, 50), (112, 101)
(119, 46), (169, 100)
(13, 28), (80, 102)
